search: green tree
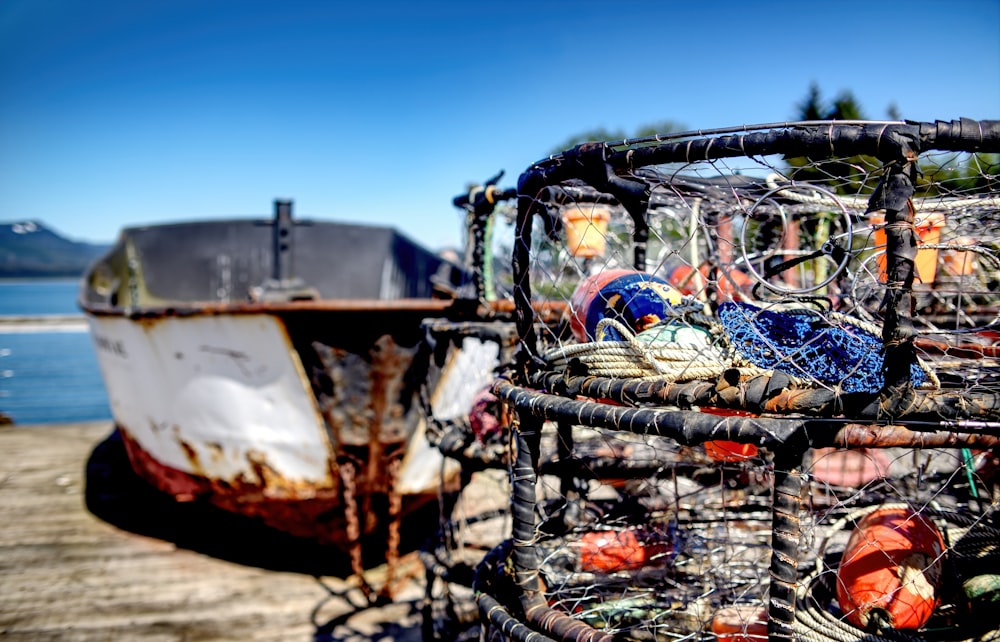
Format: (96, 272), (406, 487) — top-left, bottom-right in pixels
(797, 82), (825, 120)
(633, 120), (686, 139)
(829, 91), (866, 121)
(786, 86), (996, 199)
(550, 121), (685, 155)
(918, 152), (1000, 195)
(785, 85), (879, 194)
(551, 127), (628, 154)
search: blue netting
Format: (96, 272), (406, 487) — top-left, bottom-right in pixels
(718, 302), (927, 394)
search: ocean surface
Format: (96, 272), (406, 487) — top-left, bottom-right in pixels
(0, 279), (112, 425)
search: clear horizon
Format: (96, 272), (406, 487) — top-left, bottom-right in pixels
(2, 0), (998, 250)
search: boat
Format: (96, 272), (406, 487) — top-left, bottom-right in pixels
(78, 200), (502, 564)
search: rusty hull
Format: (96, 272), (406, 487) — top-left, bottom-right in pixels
(116, 426), (437, 551)
(89, 304), (476, 551)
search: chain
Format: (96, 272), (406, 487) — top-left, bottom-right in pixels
(339, 458), (375, 603)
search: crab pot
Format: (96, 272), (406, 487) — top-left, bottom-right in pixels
(484, 118), (1000, 641)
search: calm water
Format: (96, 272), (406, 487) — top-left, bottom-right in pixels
(0, 279), (112, 425)
(0, 279), (83, 316)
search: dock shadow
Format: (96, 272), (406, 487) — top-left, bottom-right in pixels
(83, 428), (433, 578)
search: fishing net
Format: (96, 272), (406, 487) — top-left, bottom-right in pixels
(716, 301), (930, 393)
(470, 119), (1000, 642)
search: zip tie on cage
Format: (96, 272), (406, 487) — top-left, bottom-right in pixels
(883, 278), (908, 291)
(875, 122), (891, 159)
(466, 185), (484, 210)
(882, 220), (915, 233)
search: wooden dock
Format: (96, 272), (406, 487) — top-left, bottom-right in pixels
(0, 421), (430, 641)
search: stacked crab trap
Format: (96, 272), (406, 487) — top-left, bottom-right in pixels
(473, 119), (1000, 642)
(415, 178), (530, 641)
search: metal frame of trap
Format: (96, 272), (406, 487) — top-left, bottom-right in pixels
(473, 119), (1000, 642)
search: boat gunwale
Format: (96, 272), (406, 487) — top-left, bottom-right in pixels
(79, 297), (464, 318)
(79, 297), (567, 320)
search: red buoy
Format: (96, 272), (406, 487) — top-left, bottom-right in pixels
(568, 269), (684, 342)
(704, 440), (759, 462)
(836, 506), (945, 631)
(711, 605), (768, 642)
(578, 529), (670, 573)
(699, 406), (759, 462)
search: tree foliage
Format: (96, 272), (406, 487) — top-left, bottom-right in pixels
(797, 83), (825, 121)
(547, 87), (996, 198)
(919, 152), (1000, 195)
(785, 84), (879, 194)
(787, 84), (997, 197)
(795, 82), (870, 122)
(550, 121), (685, 155)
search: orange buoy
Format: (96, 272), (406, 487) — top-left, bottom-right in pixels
(562, 205), (611, 258)
(711, 605), (768, 642)
(704, 440), (759, 462)
(578, 529), (669, 574)
(836, 506), (945, 631)
(699, 406), (759, 462)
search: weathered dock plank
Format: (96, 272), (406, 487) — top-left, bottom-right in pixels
(0, 421), (425, 642)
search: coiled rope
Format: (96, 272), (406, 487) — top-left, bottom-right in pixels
(542, 316), (763, 383)
(542, 307), (938, 391)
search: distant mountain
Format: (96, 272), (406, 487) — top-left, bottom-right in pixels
(0, 221), (110, 278)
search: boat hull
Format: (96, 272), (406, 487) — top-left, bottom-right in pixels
(87, 308), (498, 548)
(79, 213), (499, 551)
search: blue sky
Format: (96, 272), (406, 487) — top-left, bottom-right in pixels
(1, 0), (998, 251)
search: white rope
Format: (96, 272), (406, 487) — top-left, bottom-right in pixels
(765, 173), (1000, 212)
(543, 317), (771, 383)
(543, 307), (940, 391)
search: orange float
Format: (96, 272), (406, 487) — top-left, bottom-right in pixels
(699, 406), (760, 462)
(870, 211), (945, 284)
(711, 605), (768, 642)
(704, 440), (759, 462)
(578, 529), (670, 574)
(836, 506), (945, 631)
(810, 447), (890, 487)
(562, 205), (611, 258)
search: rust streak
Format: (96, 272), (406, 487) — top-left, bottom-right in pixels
(833, 423), (1000, 449)
(177, 438), (202, 474)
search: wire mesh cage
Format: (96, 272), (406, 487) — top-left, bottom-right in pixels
(477, 119), (1000, 642)
(417, 180), (536, 640)
(416, 317), (513, 641)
